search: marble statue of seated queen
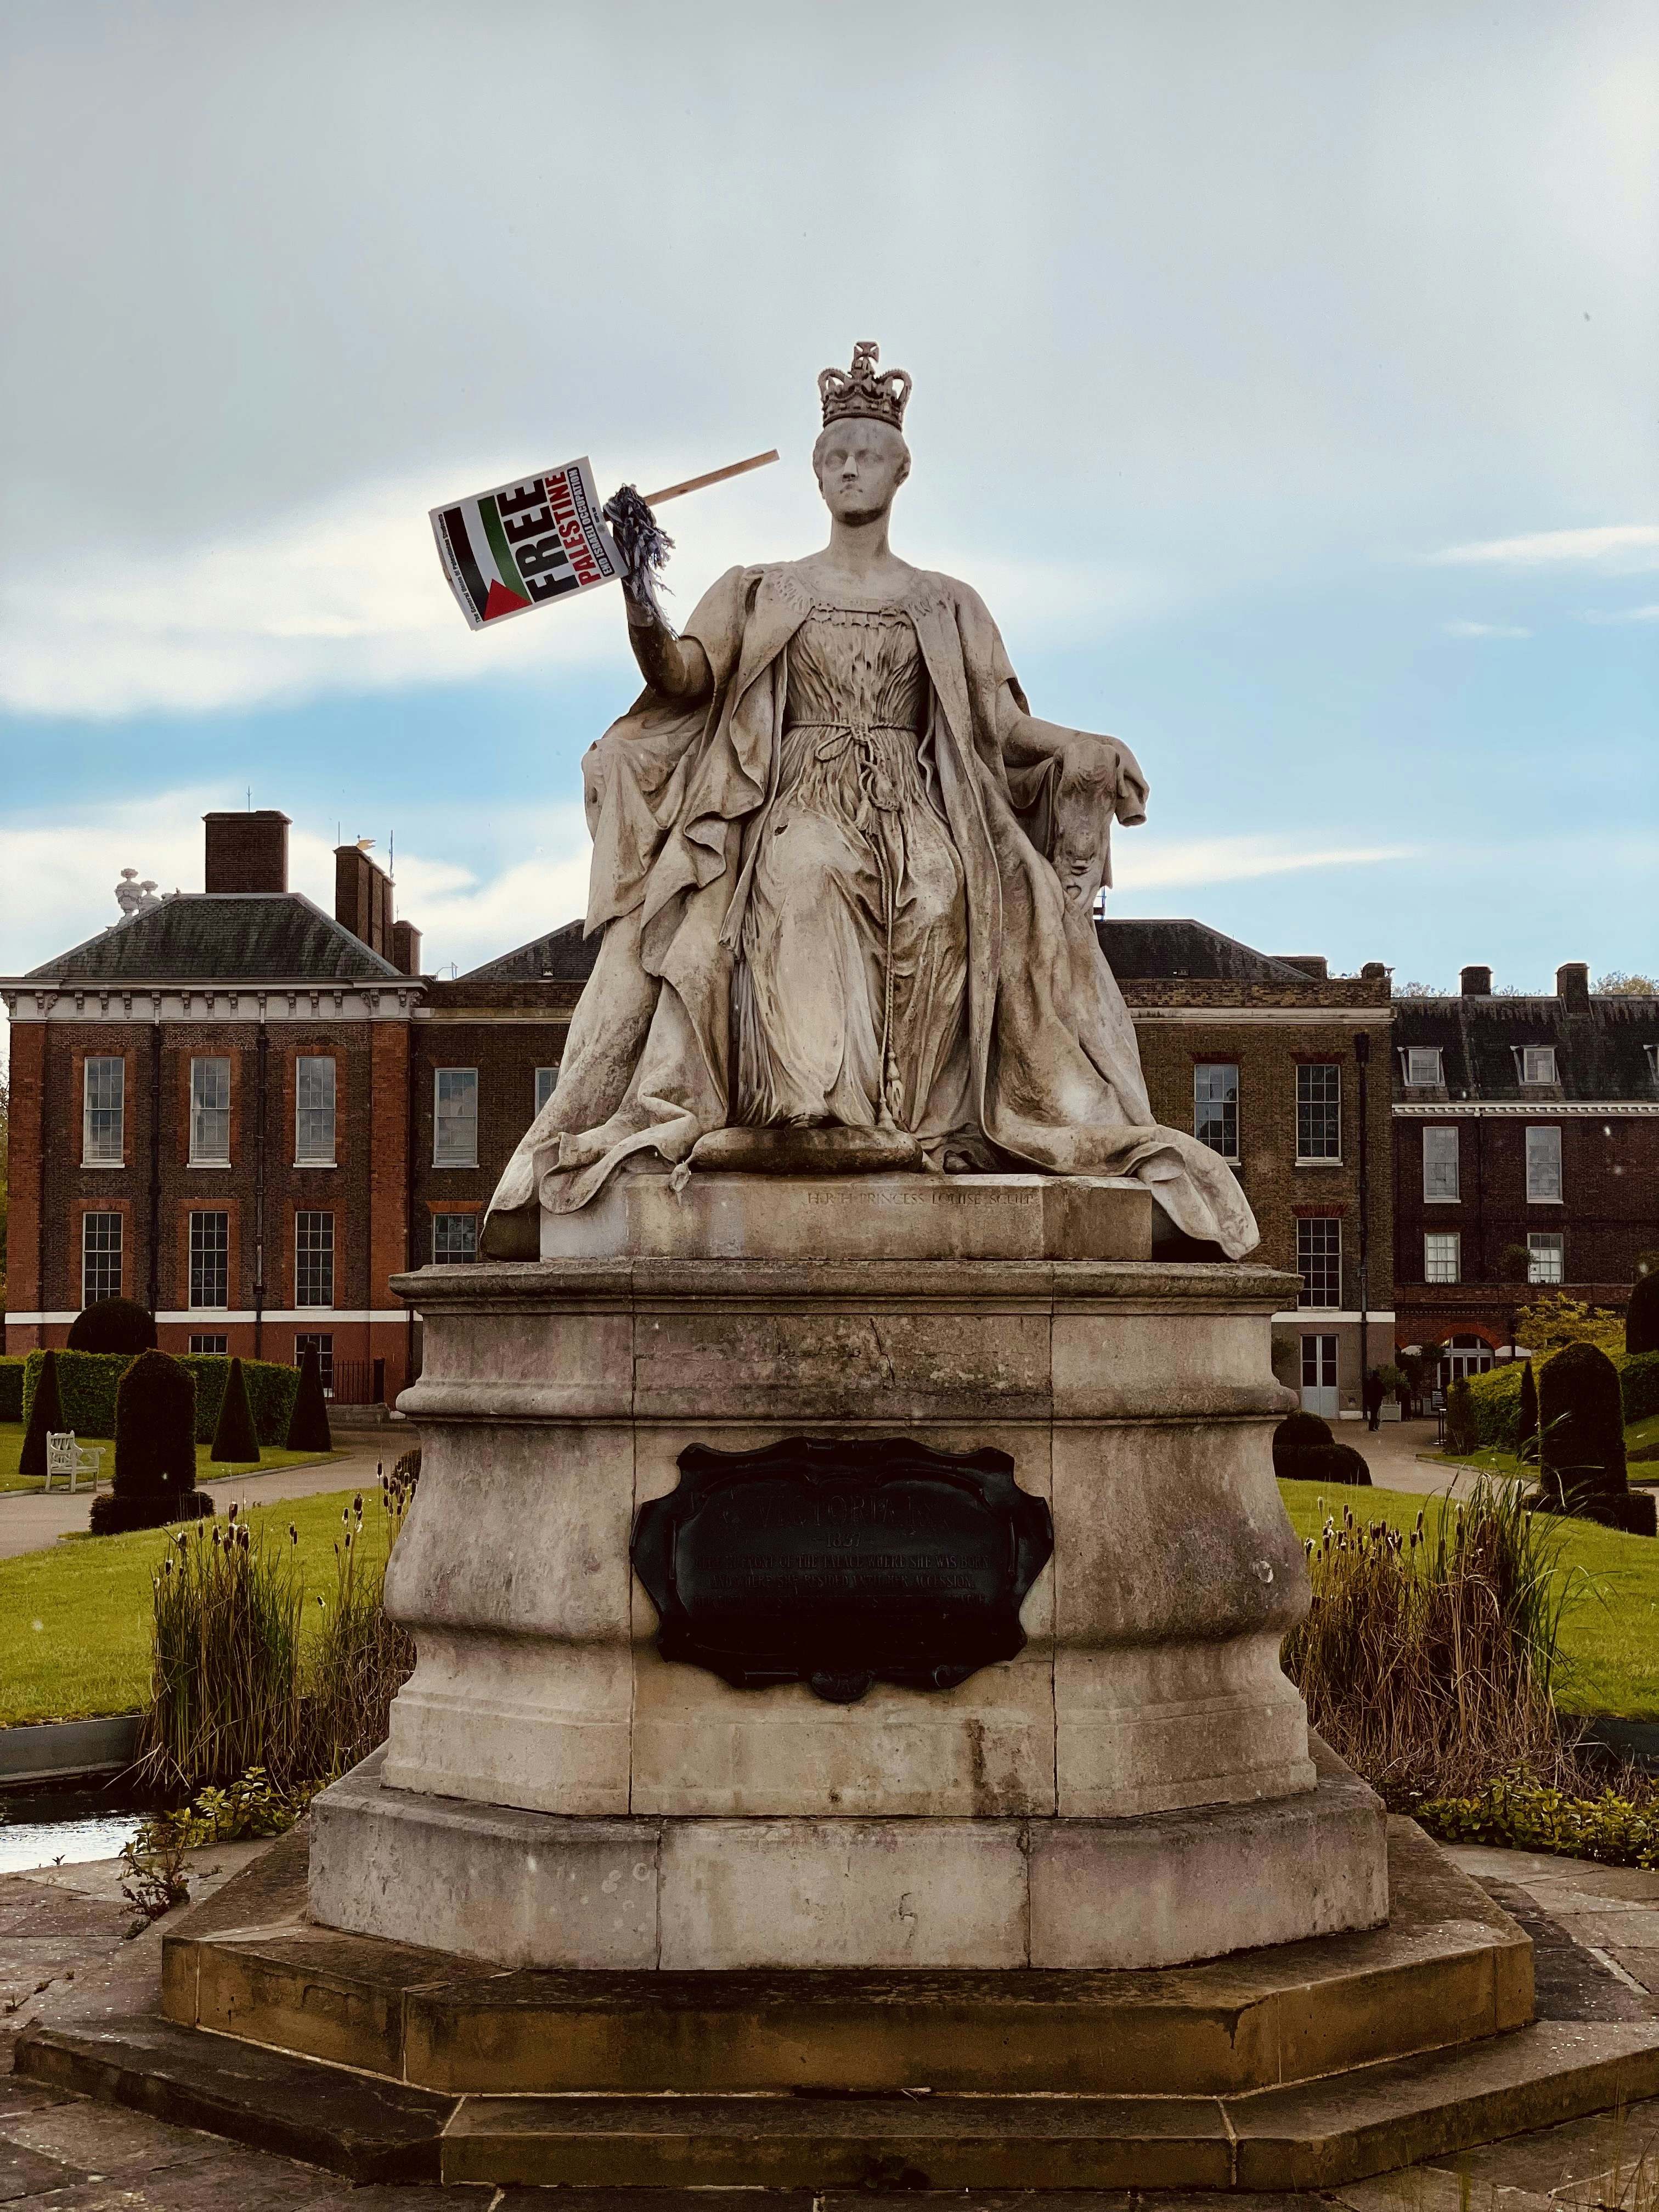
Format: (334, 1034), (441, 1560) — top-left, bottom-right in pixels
(482, 343), (1257, 1262)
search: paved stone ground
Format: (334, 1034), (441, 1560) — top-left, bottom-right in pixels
(2, 1837), (1657, 2209)
(0, 1446), (397, 1562)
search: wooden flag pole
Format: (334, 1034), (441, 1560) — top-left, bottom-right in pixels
(640, 449), (779, 507)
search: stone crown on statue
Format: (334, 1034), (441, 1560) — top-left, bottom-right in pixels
(819, 339), (912, 430)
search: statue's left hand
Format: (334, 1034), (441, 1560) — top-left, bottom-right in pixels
(1050, 732), (1147, 909)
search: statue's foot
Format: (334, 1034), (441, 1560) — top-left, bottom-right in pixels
(690, 1125), (924, 1175)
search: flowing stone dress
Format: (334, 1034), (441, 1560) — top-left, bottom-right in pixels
(482, 560), (1259, 1259)
(735, 602), (974, 1142)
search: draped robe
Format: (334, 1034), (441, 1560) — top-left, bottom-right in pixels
(482, 560), (1259, 1260)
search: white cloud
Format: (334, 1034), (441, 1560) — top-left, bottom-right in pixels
(1582, 601), (1659, 624)
(1427, 524), (1659, 569)
(1442, 619), (1532, 639)
(1111, 834), (1414, 892)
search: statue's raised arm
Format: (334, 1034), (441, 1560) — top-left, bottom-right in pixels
(482, 343), (1257, 1265)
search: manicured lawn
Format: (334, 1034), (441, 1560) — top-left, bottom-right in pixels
(1279, 1479), (1659, 1724)
(0, 1420), (340, 1495)
(0, 1484), (380, 1726)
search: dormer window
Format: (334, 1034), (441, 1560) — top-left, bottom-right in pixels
(1519, 1046), (1557, 1086)
(1402, 1046), (1443, 1087)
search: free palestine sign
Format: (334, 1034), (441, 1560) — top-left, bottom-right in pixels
(431, 458), (622, 630)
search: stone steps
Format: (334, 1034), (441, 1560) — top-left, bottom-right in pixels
(18, 2010), (1659, 2191)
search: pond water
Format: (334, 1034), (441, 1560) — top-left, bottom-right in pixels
(0, 1785), (145, 1876)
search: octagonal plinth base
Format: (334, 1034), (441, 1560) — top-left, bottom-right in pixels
(19, 1813), (1652, 2190)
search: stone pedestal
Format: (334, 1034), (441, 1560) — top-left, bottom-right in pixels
(309, 1170), (1389, 1972)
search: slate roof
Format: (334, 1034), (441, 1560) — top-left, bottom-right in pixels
(463, 915), (1317, 989)
(1094, 918), (1312, 983)
(462, 919), (597, 983)
(17, 894), (404, 985)
(1392, 992), (1659, 1103)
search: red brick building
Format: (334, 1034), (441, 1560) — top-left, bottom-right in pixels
(1391, 963), (1659, 1379)
(2, 812), (424, 1399)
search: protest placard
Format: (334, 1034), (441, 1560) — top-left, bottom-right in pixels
(431, 458), (622, 630)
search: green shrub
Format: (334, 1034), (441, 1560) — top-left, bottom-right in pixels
(67, 1297), (156, 1355)
(19, 1348), (65, 1477)
(209, 1357), (260, 1464)
(1624, 1351), (1659, 1426)
(1415, 1776), (1658, 1870)
(285, 1343), (331, 1452)
(24, 1349), (300, 1444)
(1444, 1377), (1477, 1453)
(0, 1356), (26, 1423)
(1628, 1268), (1659, 1358)
(1272, 1409), (1333, 1476)
(90, 1351), (207, 1537)
(1460, 1361), (1526, 1450)
(1519, 1359), (1538, 1451)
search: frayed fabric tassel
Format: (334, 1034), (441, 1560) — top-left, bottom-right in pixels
(603, 484), (675, 621)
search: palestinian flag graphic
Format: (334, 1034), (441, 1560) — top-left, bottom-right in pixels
(431, 458), (622, 631)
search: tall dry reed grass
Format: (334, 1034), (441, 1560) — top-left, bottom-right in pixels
(1281, 1479), (1583, 1804)
(138, 1470), (416, 1798)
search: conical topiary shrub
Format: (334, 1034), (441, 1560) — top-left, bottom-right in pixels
(1628, 1268), (1659, 1358)
(284, 1342), (332, 1453)
(1518, 1359), (1538, 1455)
(66, 1296), (157, 1355)
(210, 1356), (260, 1465)
(1537, 1340), (1655, 1536)
(89, 1350), (212, 1536)
(19, 1348), (65, 1478)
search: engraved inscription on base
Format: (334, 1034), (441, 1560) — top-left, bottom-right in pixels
(630, 1435), (1054, 1703)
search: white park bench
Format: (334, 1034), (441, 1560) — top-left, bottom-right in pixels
(44, 1431), (103, 1493)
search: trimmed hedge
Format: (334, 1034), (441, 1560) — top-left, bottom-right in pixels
(1460, 1346), (1654, 1452)
(1272, 1409), (1372, 1486)
(89, 1350), (207, 1537)
(0, 1355), (25, 1424)
(21, 1350), (301, 1446)
(210, 1357), (260, 1463)
(1625, 1351), (1659, 1426)
(66, 1297), (156, 1355)
(1628, 1268), (1659, 1358)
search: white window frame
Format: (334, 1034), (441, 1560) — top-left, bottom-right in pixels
(1527, 1232), (1565, 1284)
(1525, 1124), (1564, 1204)
(189, 1056), (232, 1165)
(1295, 1062), (1342, 1163)
(1422, 1124), (1460, 1203)
(1296, 1217), (1342, 1310)
(1193, 1063), (1239, 1163)
(1423, 1231), (1460, 1284)
(1519, 1045), (1557, 1086)
(1403, 1046), (1443, 1087)
(432, 1212), (479, 1265)
(188, 1210), (230, 1310)
(189, 1333), (228, 1355)
(295, 1056), (337, 1166)
(295, 1210), (335, 1307)
(434, 1067), (479, 1167)
(81, 1212), (123, 1305)
(534, 1065), (560, 1116)
(82, 1056), (125, 1165)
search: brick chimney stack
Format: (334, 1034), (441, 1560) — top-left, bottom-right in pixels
(391, 920), (422, 977)
(335, 843), (393, 960)
(1556, 961), (1590, 1005)
(1460, 964), (1492, 996)
(204, 810), (289, 893)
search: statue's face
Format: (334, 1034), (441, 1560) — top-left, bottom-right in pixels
(814, 419), (910, 524)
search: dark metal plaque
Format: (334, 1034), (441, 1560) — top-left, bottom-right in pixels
(630, 1436), (1054, 1703)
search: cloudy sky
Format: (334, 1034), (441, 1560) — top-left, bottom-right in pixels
(2, 0), (1655, 1007)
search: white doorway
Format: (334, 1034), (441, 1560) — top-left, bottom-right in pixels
(1301, 1334), (1339, 1417)
(1441, 1333), (1493, 1384)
